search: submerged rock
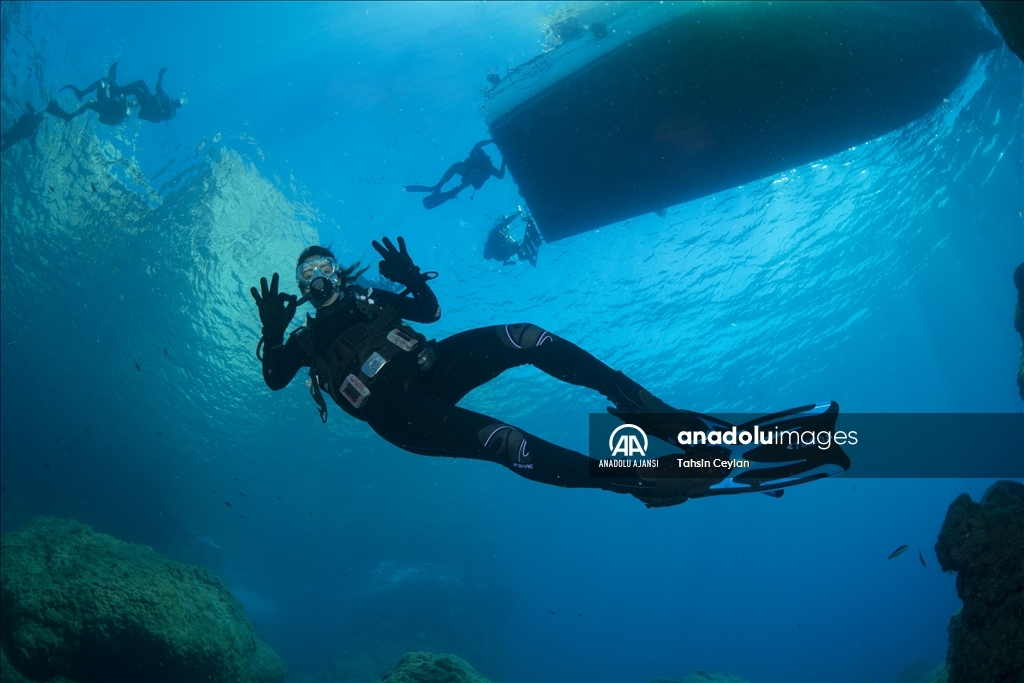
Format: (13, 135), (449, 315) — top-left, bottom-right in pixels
(895, 660), (949, 683)
(935, 481), (1024, 683)
(380, 652), (489, 683)
(0, 516), (287, 683)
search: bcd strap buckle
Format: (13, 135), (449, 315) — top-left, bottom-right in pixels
(386, 327), (419, 351)
(360, 351), (388, 378)
(340, 374), (371, 409)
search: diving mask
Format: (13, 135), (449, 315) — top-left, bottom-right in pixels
(296, 256), (339, 307)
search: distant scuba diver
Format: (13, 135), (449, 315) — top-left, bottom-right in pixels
(404, 139), (506, 209)
(51, 62), (133, 126)
(483, 209), (542, 266)
(1, 103), (48, 152)
(117, 68), (183, 123)
(252, 237), (849, 508)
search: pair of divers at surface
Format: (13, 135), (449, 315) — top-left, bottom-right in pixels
(1, 63), (181, 153)
(49, 62), (182, 127)
(253, 237), (850, 508)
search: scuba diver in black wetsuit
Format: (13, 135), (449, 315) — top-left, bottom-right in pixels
(1, 103), (48, 152)
(252, 237), (850, 508)
(484, 212), (526, 265)
(404, 140), (506, 210)
(117, 68), (183, 123)
(483, 209), (542, 266)
(50, 63), (133, 126)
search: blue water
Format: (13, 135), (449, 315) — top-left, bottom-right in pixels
(1, 2), (1021, 682)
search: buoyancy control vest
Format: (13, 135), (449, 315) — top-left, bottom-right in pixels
(297, 285), (435, 422)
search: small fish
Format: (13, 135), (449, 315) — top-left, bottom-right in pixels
(48, 186), (54, 192)
(888, 544), (909, 560)
(413, 611), (417, 616)
(223, 502), (232, 507)
(234, 478), (238, 482)
(211, 489), (217, 494)
(240, 515), (245, 519)
(380, 615), (386, 618)
(55, 438), (59, 442)
(276, 496), (281, 501)
(239, 492), (245, 497)
(85, 428), (90, 433)
(577, 613), (581, 617)
(134, 362), (141, 372)
(44, 463), (50, 469)
(163, 348), (168, 355)
(90, 183), (96, 192)
(549, 611), (555, 615)
(1, 485), (5, 491)
(309, 511), (313, 516)
(156, 432), (162, 436)
(919, 550), (926, 567)
(66, 447), (71, 451)
(342, 573), (347, 577)
(798, 623), (802, 627)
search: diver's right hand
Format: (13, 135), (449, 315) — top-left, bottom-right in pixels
(250, 273), (297, 342)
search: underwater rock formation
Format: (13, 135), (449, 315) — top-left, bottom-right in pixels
(1015, 263), (1023, 400)
(935, 480), (1024, 683)
(0, 517), (287, 683)
(314, 639), (413, 683)
(895, 659), (948, 683)
(650, 670), (748, 683)
(380, 652), (489, 683)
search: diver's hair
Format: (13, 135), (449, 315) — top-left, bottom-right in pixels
(297, 245), (335, 265)
(338, 262), (370, 289)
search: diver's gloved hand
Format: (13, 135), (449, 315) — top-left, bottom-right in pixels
(372, 236), (424, 286)
(250, 273), (297, 344)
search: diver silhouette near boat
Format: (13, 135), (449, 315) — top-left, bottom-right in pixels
(483, 209), (542, 266)
(404, 139), (506, 209)
(252, 236), (849, 508)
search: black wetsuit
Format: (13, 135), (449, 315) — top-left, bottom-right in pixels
(118, 68), (180, 123)
(405, 140), (506, 209)
(54, 63), (133, 126)
(260, 279), (650, 496)
(0, 105), (45, 152)
(483, 214), (523, 264)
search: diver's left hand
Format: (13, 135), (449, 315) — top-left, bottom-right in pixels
(372, 236), (423, 286)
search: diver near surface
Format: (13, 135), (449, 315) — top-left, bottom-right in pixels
(252, 237), (849, 508)
(50, 62), (133, 126)
(404, 139), (506, 209)
(1, 103), (48, 152)
(483, 209), (541, 266)
(117, 67), (183, 123)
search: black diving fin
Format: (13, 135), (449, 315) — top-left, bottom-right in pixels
(422, 191), (455, 210)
